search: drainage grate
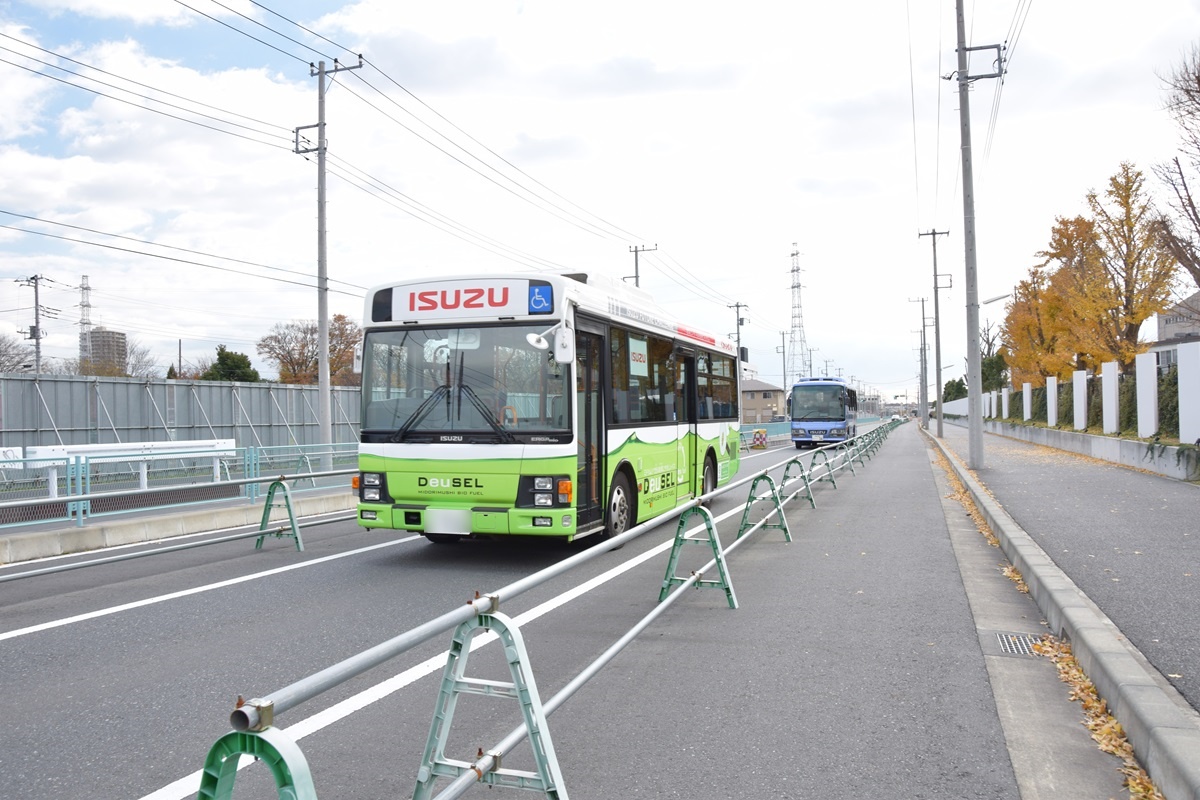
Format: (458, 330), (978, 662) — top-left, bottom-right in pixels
(996, 632), (1041, 656)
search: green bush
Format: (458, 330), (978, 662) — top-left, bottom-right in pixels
(1087, 379), (1103, 428)
(1118, 373), (1138, 435)
(1159, 367), (1179, 438)
(1058, 380), (1073, 427)
(1030, 386), (1047, 423)
(1007, 390), (1023, 421)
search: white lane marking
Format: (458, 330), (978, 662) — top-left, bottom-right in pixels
(0, 537), (418, 642)
(0, 510), (356, 570)
(140, 504), (747, 800)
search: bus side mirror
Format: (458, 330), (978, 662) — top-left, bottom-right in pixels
(553, 329), (575, 364)
(353, 342), (363, 374)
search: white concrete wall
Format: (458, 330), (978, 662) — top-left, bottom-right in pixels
(1102, 361), (1118, 433)
(1047, 376), (1058, 427)
(1180, 341), (1200, 445)
(1135, 352), (1158, 438)
(1073, 370), (1087, 430)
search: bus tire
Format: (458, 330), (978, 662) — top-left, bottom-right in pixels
(603, 472), (634, 540)
(794, 441), (804, 450)
(700, 455), (717, 506)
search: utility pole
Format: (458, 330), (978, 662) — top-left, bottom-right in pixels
(952, 1), (1004, 468)
(776, 331), (787, 388)
(919, 229), (950, 438)
(910, 297), (928, 428)
(626, 244), (656, 287)
(296, 56), (362, 467)
(728, 302), (748, 374)
(19, 275), (44, 374)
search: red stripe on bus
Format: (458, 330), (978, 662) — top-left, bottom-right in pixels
(675, 325), (716, 345)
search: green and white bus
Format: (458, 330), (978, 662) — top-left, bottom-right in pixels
(355, 271), (741, 543)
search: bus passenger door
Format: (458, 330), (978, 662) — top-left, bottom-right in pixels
(677, 354), (697, 503)
(575, 331), (603, 530)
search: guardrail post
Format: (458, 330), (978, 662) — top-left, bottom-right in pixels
(781, 459), (817, 509)
(246, 447), (261, 502)
(255, 480), (304, 551)
(197, 726), (317, 800)
(658, 506), (737, 609)
(67, 456), (86, 527)
(809, 450), (837, 489)
(293, 453), (317, 487)
(413, 610), (567, 799)
(735, 475), (791, 541)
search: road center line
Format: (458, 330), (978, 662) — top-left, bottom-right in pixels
(0, 537), (417, 642)
(140, 503), (748, 800)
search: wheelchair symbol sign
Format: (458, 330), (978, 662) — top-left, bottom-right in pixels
(528, 286), (553, 314)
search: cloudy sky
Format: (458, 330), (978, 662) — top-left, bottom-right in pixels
(1, 0), (1197, 399)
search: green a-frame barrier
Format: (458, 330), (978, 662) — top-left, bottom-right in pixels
(197, 726), (317, 800)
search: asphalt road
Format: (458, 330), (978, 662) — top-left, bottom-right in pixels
(0, 424), (1136, 799)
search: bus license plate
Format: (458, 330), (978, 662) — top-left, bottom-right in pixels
(812, 434), (824, 441)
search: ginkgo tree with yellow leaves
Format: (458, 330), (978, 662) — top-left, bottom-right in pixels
(1002, 163), (1178, 386)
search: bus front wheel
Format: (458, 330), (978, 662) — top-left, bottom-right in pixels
(604, 472), (634, 539)
(701, 456), (717, 506)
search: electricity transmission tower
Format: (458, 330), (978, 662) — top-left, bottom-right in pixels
(786, 244), (808, 383)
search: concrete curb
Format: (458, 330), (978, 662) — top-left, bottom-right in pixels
(926, 432), (1200, 800)
(0, 492), (358, 565)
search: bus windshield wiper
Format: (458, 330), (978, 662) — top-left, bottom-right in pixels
(457, 384), (517, 443)
(389, 385), (449, 442)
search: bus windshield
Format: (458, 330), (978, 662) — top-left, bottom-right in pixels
(361, 324), (570, 441)
(790, 384), (848, 421)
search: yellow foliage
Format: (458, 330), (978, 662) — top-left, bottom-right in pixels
(1003, 163), (1178, 383)
(1034, 636), (1165, 799)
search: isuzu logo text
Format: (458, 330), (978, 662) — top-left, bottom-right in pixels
(408, 287), (510, 311)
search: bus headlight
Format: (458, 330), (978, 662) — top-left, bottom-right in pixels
(830, 428), (845, 436)
(360, 472), (387, 503)
(519, 475), (572, 508)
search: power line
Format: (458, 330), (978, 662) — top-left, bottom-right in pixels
(0, 32), (293, 136)
(0, 221), (360, 296)
(170, 0), (312, 66)
(359, 57), (645, 243)
(0, 209), (364, 290)
(906, 0), (923, 231)
(323, 155), (573, 271)
(339, 72), (617, 241)
(0, 55), (293, 151)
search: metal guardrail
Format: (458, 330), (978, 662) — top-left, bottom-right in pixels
(0, 443), (356, 529)
(196, 420), (901, 799)
(0, 506), (356, 585)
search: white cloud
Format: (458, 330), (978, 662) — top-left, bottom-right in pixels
(0, 0), (1197, 391)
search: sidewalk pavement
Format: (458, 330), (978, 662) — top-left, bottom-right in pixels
(932, 421), (1200, 800)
